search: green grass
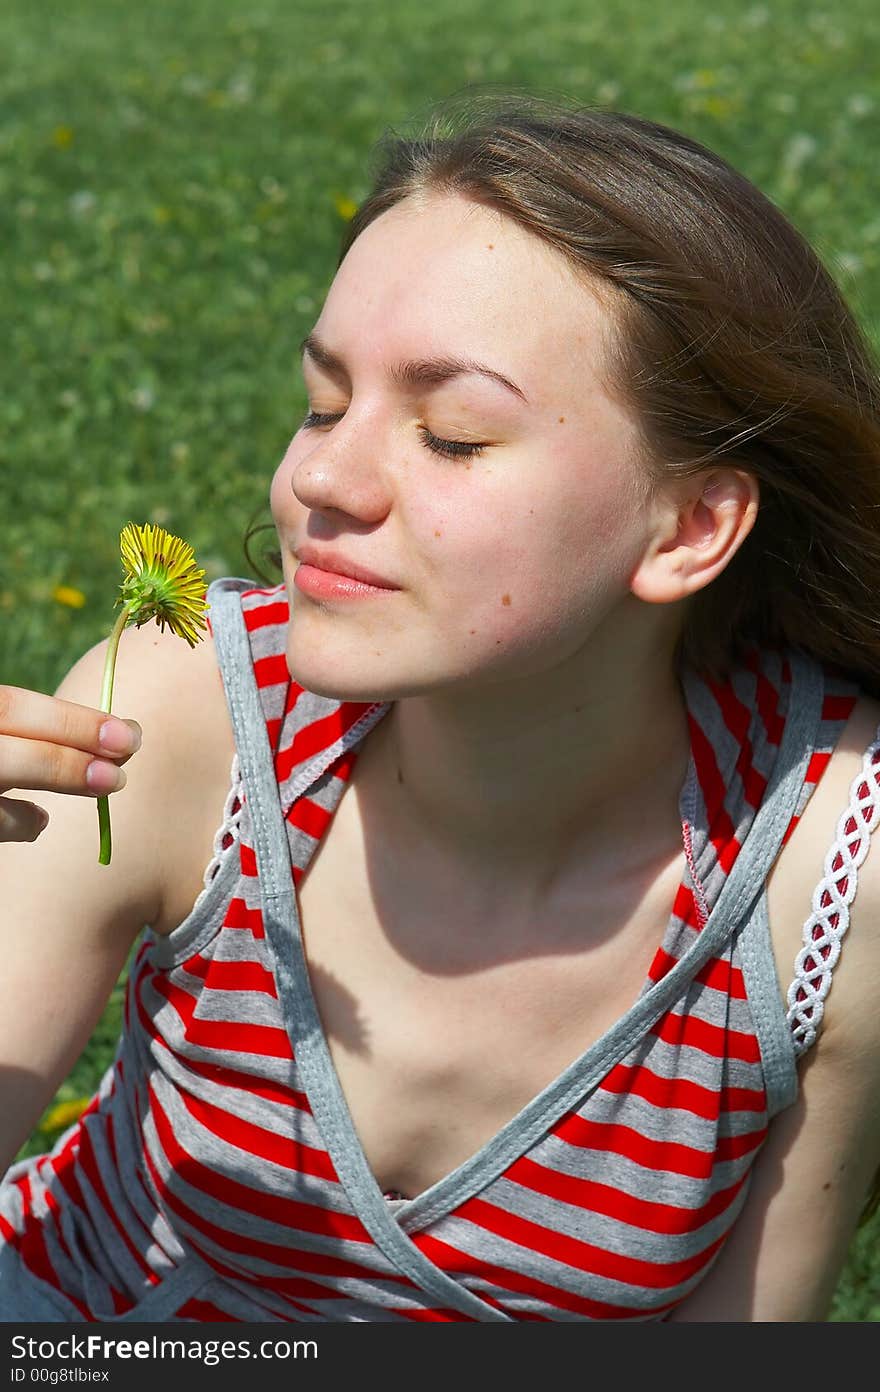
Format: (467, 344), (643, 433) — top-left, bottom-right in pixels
(2, 0), (879, 1320)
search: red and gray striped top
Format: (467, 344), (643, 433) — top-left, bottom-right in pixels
(0, 577), (870, 1322)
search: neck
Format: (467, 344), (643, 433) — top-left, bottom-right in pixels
(358, 599), (693, 908)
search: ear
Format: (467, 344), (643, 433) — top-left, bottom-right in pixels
(630, 469), (760, 604)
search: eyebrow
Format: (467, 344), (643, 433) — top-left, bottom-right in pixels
(299, 331), (529, 405)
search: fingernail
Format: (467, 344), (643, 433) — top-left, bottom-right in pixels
(99, 718), (140, 755)
(87, 760), (128, 792)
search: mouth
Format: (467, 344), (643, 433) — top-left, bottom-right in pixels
(294, 544), (400, 591)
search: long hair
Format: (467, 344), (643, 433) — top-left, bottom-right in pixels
(250, 88), (880, 697)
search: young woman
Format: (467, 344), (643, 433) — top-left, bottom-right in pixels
(1, 93), (879, 1323)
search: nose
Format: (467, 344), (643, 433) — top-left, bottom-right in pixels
(290, 412), (391, 523)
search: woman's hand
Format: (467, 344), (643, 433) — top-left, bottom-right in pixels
(0, 684), (142, 843)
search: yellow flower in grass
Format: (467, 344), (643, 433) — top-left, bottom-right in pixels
(96, 523), (209, 866)
(53, 584), (86, 608)
(333, 193), (358, 221)
(40, 1097), (90, 1134)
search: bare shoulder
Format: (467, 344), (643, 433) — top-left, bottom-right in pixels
(107, 617), (237, 939)
(0, 613), (234, 952)
(48, 618), (235, 935)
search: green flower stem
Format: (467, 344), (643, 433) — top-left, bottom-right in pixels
(97, 604), (134, 866)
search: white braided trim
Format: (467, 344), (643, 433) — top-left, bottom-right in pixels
(787, 724), (880, 1056)
(188, 754), (244, 918)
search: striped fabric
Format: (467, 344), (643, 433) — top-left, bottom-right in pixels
(0, 577), (864, 1323)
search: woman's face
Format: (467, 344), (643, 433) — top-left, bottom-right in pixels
(270, 191), (657, 701)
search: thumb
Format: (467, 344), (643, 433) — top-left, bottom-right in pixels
(0, 796), (50, 843)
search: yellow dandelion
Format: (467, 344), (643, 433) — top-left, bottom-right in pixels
(51, 124), (74, 149)
(40, 1097), (90, 1133)
(52, 583), (86, 608)
(117, 522), (209, 647)
(96, 522), (209, 865)
(702, 95), (736, 120)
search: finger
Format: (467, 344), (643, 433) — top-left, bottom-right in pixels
(0, 685), (142, 760)
(0, 732), (129, 798)
(0, 795), (50, 843)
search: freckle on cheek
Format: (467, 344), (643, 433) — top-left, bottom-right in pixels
(558, 416), (565, 424)
(501, 594), (511, 606)
(434, 530), (442, 538)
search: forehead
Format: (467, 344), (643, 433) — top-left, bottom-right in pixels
(320, 192), (621, 402)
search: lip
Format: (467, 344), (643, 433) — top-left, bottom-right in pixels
(294, 544), (400, 590)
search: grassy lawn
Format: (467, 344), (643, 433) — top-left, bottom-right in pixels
(3, 0), (879, 1320)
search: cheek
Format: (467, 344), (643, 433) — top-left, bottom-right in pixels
(433, 464), (642, 651)
(453, 460), (634, 591)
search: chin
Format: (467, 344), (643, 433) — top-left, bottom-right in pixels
(284, 641), (457, 704)
(283, 646), (392, 703)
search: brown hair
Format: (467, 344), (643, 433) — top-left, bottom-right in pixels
(248, 87), (880, 701)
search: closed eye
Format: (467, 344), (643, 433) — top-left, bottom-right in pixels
(299, 410), (489, 461)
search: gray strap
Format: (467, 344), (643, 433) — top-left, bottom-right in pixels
(737, 888), (797, 1118)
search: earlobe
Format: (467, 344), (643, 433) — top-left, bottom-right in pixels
(629, 469), (759, 605)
